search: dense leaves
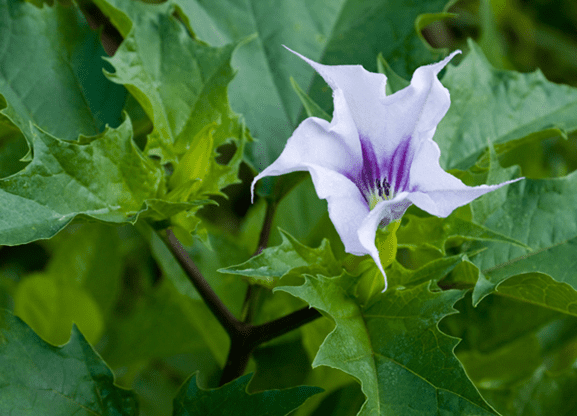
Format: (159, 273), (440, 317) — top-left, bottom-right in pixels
(2, 0), (577, 415)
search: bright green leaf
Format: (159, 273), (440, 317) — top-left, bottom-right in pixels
(0, 118), (163, 245)
(219, 229), (342, 288)
(14, 274), (103, 346)
(173, 372), (322, 416)
(276, 275), (497, 415)
(0, 309), (138, 415)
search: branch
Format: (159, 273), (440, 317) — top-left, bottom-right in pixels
(166, 229), (241, 336)
(164, 227), (323, 387)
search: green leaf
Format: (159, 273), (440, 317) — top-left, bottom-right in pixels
(440, 293), (577, 416)
(0, 118), (163, 245)
(396, 214), (529, 255)
(276, 275), (497, 415)
(0, 308), (138, 415)
(174, 0), (450, 168)
(219, 229), (342, 288)
(14, 273), (104, 346)
(173, 373), (322, 416)
(377, 54), (410, 95)
(101, 0), (248, 171)
(290, 77), (331, 121)
(437, 39), (577, 170)
(0, 0), (126, 142)
(43, 223), (124, 316)
(465, 171), (577, 312)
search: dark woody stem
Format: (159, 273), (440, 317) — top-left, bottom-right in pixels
(165, 217), (321, 386)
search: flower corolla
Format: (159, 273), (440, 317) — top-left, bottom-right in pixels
(252, 48), (522, 290)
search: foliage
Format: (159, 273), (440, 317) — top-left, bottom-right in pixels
(1, 0), (577, 415)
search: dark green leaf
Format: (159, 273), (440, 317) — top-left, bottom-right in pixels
(174, 0), (449, 168)
(0, 0), (126, 142)
(0, 309), (138, 415)
(172, 373), (322, 416)
(438, 39), (577, 170)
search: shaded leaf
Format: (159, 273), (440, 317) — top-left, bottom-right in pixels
(0, 309), (138, 415)
(438, 39), (577, 170)
(174, 0), (449, 168)
(397, 214), (529, 255)
(173, 373), (322, 416)
(0, 0), (125, 142)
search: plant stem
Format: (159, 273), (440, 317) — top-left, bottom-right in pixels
(164, 227), (322, 386)
(166, 229), (241, 336)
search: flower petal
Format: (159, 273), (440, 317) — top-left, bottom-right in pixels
(306, 164), (370, 255)
(250, 113), (360, 202)
(357, 193), (412, 290)
(408, 139), (522, 216)
(285, 45), (387, 145)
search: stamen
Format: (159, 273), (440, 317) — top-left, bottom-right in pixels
(366, 177), (393, 210)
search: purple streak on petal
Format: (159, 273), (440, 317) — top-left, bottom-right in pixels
(386, 136), (413, 193)
(359, 134), (380, 197)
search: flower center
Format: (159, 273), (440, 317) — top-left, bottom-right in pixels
(368, 177), (393, 210)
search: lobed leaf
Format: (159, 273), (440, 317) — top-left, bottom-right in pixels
(0, 309), (138, 415)
(173, 373), (322, 416)
(174, 0), (449, 169)
(438, 39), (577, 170)
(276, 274), (497, 415)
(219, 229), (342, 288)
(0, 118), (163, 245)
(0, 0), (125, 142)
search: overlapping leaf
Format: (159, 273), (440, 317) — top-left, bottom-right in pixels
(277, 274), (497, 415)
(174, 0), (449, 169)
(99, 0), (248, 178)
(0, 119), (163, 245)
(219, 229), (342, 287)
(173, 373), (322, 416)
(0, 309), (138, 415)
(0, 0), (125, 142)
(438, 39), (577, 170)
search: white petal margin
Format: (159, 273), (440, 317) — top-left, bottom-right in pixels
(357, 193), (412, 291)
(408, 138), (523, 216)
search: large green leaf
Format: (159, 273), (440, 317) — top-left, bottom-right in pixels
(461, 171), (577, 312)
(0, 0), (125, 142)
(441, 293), (577, 416)
(276, 274), (497, 415)
(0, 309), (138, 415)
(173, 373), (322, 416)
(438, 39), (577, 170)
(174, 0), (449, 168)
(0, 118), (163, 245)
